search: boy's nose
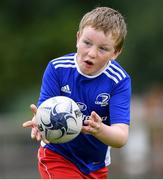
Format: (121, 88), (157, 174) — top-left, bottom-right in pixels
(88, 47), (97, 58)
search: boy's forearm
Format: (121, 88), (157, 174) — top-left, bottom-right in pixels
(93, 123), (129, 148)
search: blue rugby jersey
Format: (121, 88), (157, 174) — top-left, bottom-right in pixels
(38, 53), (131, 174)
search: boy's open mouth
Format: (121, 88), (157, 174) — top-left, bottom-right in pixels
(84, 60), (94, 66)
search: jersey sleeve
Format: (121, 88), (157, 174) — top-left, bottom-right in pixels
(37, 61), (60, 107)
(109, 77), (131, 125)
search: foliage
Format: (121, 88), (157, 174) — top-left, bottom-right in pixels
(0, 0), (163, 112)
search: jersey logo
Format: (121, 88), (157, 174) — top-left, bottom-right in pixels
(61, 85), (71, 94)
(95, 93), (110, 106)
(76, 102), (87, 111)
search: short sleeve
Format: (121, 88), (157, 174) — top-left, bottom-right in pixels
(109, 77), (131, 125)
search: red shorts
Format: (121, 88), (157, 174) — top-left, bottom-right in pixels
(38, 146), (108, 179)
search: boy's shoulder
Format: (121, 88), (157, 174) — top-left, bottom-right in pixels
(51, 53), (75, 62)
(50, 53), (76, 69)
(109, 60), (130, 78)
(103, 59), (130, 85)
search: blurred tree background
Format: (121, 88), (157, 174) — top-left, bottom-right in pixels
(0, 0), (163, 178)
(0, 0), (163, 113)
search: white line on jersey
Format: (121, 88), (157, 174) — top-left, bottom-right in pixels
(109, 61), (126, 78)
(103, 71), (119, 84)
(55, 64), (76, 69)
(52, 59), (75, 65)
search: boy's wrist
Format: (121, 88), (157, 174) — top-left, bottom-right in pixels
(91, 122), (104, 137)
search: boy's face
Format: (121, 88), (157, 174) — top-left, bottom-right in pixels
(76, 26), (120, 76)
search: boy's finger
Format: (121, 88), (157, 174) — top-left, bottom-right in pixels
(30, 104), (37, 114)
(22, 121), (34, 128)
(31, 127), (37, 139)
(36, 131), (41, 141)
(91, 111), (101, 122)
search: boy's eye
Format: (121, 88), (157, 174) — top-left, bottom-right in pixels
(99, 47), (108, 51)
(99, 46), (113, 52)
(83, 40), (91, 45)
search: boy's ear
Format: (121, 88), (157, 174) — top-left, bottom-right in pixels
(76, 31), (80, 39)
(112, 49), (122, 59)
(76, 31), (80, 48)
(76, 31), (81, 41)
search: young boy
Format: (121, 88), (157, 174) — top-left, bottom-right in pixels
(23, 7), (131, 179)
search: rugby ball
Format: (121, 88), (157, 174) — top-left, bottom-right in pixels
(35, 96), (83, 143)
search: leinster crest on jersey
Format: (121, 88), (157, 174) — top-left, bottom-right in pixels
(95, 93), (110, 107)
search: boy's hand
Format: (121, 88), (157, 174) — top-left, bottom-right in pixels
(82, 111), (102, 135)
(22, 104), (49, 143)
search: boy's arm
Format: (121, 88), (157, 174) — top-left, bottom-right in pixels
(82, 111), (129, 147)
(82, 76), (131, 147)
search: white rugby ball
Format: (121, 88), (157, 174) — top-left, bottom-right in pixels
(35, 96), (83, 143)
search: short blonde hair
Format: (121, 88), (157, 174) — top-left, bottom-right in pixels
(78, 7), (127, 52)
